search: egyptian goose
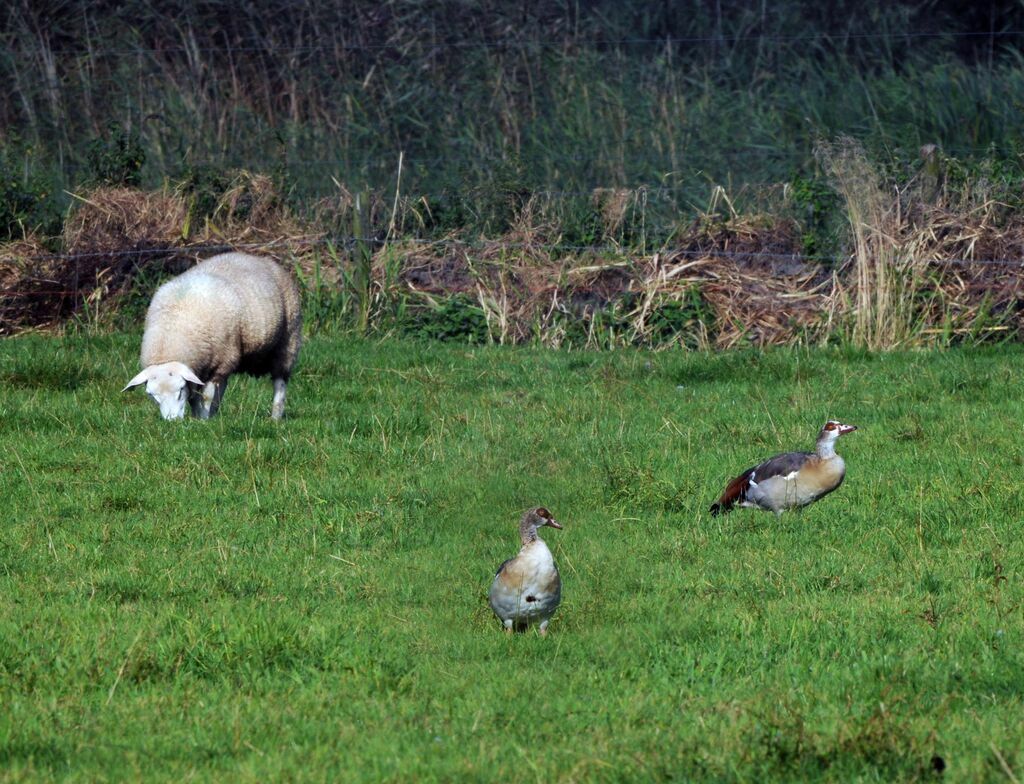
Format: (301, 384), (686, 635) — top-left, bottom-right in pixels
(488, 507), (562, 635)
(710, 420), (857, 517)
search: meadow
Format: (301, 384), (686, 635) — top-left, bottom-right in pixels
(1, 333), (1022, 781)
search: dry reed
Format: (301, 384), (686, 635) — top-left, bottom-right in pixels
(817, 137), (922, 349)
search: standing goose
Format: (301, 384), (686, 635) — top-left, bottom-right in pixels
(710, 420), (857, 517)
(489, 507), (562, 635)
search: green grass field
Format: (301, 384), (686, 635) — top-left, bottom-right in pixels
(2, 334), (1022, 782)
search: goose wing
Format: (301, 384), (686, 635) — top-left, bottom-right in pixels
(493, 558), (513, 578)
(710, 451), (813, 514)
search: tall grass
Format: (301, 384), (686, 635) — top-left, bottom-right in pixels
(3, 2), (1024, 223)
(817, 138), (922, 349)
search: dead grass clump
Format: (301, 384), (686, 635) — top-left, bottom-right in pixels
(677, 208), (807, 274)
(812, 139), (1024, 344)
(381, 198), (569, 342)
(0, 237), (48, 290)
(383, 229), (566, 344)
(2, 187), (191, 334)
(897, 202), (1024, 340)
(65, 186), (187, 257)
(58, 186), (194, 328)
(689, 256), (836, 348)
(471, 231), (569, 344)
(309, 183), (392, 235)
(198, 171), (326, 283)
(592, 188), (639, 237)
(923, 262), (1024, 341)
(0, 235), (69, 334)
(391, 239), (476, 296)
(202, 172), (305, 242)
(2, 188), (190, 334)
(574, 250), (834, 349)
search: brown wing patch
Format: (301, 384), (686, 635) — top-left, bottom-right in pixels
(710, 468), (754, 515)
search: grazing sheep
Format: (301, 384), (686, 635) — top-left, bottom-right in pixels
(123, 252), (302, 420)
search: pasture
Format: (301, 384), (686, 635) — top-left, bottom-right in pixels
(1, 334), (1022, 782)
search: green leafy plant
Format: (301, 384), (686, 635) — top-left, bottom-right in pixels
(402, 294), (489, 343)
(644, 288), (716, 348)
(0, 144), (62, 240)
(176, 164), (233, 224)
(789, 174), (842, 259)
(84, 123), (145, 187)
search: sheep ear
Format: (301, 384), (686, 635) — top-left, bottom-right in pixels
(123, 368), (152, 392)
(178, 366), (204, 386)
(162, 361), (204, 386)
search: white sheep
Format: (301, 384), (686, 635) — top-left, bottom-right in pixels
(123, 252), (302, 420)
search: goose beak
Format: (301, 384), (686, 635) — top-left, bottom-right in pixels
(839, 424), (857, 434)
(546, 519), (563, 529)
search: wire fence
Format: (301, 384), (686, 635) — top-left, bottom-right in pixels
(30, 136), (1022, 215)
(13, 29), (1024, 58)
(4, 235), (1024, 302)
(11, 233), (1024, 267)
(45, 139), (957, 174)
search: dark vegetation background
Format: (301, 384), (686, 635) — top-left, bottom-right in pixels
(3, 1), (1024, 346)
(5, 0), (1024, 223)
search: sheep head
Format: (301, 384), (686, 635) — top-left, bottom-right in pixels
(123, 362), (204, 420)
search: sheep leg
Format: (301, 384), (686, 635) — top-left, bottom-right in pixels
(191, 381), (216, 419)
(271, 377), (287, 420)
(191, 379), (226, 419)
(207, 378), (228, 418)
(188, 387), (205, 418)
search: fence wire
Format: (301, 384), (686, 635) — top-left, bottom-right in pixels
(15, 29), (1024, 59)
(4, 235), (1024, 303)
